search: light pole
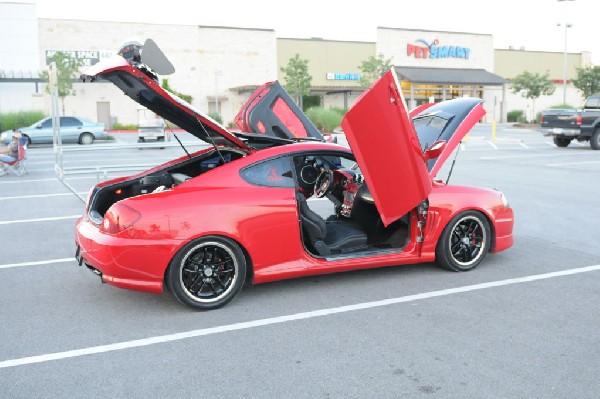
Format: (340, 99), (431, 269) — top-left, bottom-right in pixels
(558, 0), (574, 105)
(214, 69), (222, 116)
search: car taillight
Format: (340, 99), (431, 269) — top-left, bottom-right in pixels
(540, 115), (544, 124)
(576, 115), (582, 126)
(100, 203), (141, 235)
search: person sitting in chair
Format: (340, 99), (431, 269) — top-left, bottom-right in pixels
(0, 129), (22, 176)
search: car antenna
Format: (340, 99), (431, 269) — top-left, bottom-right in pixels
(445, 142), (462, 185)
(196, 118), (227, 165)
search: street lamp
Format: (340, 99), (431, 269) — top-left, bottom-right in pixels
(557, 0), (574, 105)
(214, 69), (222, 115)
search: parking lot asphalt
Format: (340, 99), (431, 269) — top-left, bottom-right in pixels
(1, 125), (599, 398)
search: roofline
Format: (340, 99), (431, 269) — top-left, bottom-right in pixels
(377, 26), (493, 37)
(277, 37), (375, 45)
(495, 48), (585, 56)
(38, 18), (274, 32)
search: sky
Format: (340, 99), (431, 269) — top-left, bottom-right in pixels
(8, 0), (600, 64)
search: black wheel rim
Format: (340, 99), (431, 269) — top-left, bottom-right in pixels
(180, 242), (237, 303)
(448, 216), (486, 266)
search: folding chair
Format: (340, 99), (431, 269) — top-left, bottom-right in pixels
(2, 137), (28, 176)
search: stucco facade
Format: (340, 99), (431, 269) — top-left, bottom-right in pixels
(0, 2), (595, 127)
(35, 19), (277, 126)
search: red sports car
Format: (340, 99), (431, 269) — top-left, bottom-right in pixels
(75, 52), (513, 310)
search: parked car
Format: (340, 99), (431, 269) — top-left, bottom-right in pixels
(0, 116), (108, 145)
(540, 94), (600, 149)
(74, 52), (514, 310)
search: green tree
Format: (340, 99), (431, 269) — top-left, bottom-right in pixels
(572, 66), (600, 99)
(39, 51), (85, 115)
(511, 71), (555, 122)
(358, 53), (393, 88)
(280, 54), (312, 109)
(161, 78), (193, 103)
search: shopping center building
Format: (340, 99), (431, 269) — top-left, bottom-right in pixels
(0, 2), (593, 127)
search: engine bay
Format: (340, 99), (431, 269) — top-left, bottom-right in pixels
(88, 149), (244, 223)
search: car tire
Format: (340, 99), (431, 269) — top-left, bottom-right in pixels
(23, 135), (32, 146)
(167, 236), (246, 310)
(553, 136), (571, 147)
(79, 132), (94, 145)
(435, 211), (491, 272)
(591, 128), (600, 150)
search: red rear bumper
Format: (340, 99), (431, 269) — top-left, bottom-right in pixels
(75, 217), (178, 294)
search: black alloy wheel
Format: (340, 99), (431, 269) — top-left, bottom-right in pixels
(436, 211), (491, 272)
(168, 236), (246, 310)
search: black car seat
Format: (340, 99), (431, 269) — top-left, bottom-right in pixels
(296, 192), (368, 256)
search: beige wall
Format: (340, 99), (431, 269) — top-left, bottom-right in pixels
(494, 49), (590, 80)
(495, 49), (593, 111)
(37, 19), (277, 125)
(277, 38), (374, 88)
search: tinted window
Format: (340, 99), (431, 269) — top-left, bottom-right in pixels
(413, 114), (451, 151)
(241, 157), (294, 188)
(40, 118), (52, 128)
(61, 117), (82, 127)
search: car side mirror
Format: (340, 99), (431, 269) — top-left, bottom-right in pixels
(36, 124), (42, 129)
(424, 140), (446, 162)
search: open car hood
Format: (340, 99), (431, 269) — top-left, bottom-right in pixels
(82, 56), (252, 151)
(341, 69), (485, 226)
(235, 81), (325, 141)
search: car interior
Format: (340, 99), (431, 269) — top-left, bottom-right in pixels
(293, 153), (411, 257)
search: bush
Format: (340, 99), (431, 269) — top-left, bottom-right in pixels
(112, 121), (138, 130)
(305, 107), (343, 132)
(507, 110), (526, 123)
(0, 110), (47, 131)
(208, 113), (223, 124)
(550, 103), (577, 109)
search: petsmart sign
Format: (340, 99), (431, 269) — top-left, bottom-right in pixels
(407, 39), (471, 60)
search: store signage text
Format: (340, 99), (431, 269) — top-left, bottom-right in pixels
(45, 50), (113, 66)
(407, 39), (471, 60)
(326, 72), (361, 81)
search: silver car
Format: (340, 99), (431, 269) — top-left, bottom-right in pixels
(1, 116), (108, 145)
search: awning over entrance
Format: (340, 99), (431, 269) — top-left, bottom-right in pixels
(394, 66), (508, 85)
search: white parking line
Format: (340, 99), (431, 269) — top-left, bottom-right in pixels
(547, 160), (600, 167)
(0, 215), (80, 225)
(481, 152), (599, 160)
(1, 263), (598, 369)
(0, 193), (85, 201)
(0, 176), (96, 184)
(0, 258), (73, 270)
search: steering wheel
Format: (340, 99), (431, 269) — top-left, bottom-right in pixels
(314, 169), (334, 198)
